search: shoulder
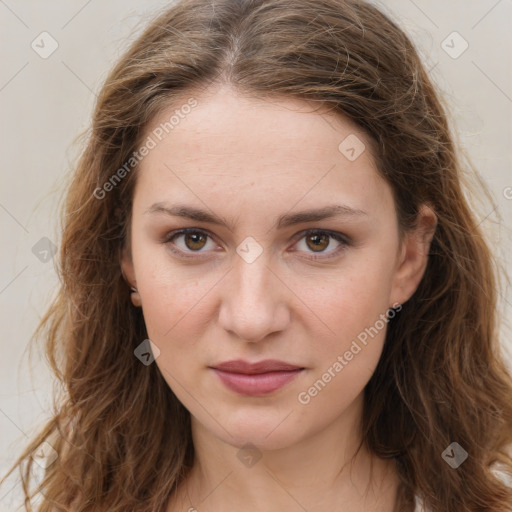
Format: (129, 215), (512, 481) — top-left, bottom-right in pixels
(491, 463), (512, 488)
(413, 494), (429, 512)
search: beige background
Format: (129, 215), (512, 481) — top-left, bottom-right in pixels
(1, 1), (511, 508)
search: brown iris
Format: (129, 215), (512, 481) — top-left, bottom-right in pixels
(184, 232), (208, 251)
(305, 233), (330, 252)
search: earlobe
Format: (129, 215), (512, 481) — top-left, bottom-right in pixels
(390, 204), (437, 306)
(121, 247), (142, 307)
(130, 289), (142, 307)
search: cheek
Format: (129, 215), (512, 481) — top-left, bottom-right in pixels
(138, 273), (212, 346)
(297, 281), (392, 415)
(298, 256), (396, 408)
(131, 242), (212, 345)
(137, 270), (213, 390)
(306, 255), (396, 350)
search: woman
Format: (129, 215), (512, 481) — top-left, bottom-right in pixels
(2, 0), (512, 510)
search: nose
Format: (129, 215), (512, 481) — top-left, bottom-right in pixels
(218, 251), (290, 343)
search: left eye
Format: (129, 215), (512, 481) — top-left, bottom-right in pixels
(163, 228), (349, 259)
(294, 229), (349, 257)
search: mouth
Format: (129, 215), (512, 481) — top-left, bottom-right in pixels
(209, 359), (305, 396)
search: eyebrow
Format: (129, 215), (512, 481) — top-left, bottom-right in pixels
(144, 202), (368, 231)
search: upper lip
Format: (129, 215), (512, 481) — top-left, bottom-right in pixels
(210, 359), (303, 374)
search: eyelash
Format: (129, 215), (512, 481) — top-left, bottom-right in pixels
(162, 228), (351, 261)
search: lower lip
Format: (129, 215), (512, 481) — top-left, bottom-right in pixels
(211, 368), (303, 396)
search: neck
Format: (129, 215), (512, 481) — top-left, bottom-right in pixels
(167, 394), (399, 511)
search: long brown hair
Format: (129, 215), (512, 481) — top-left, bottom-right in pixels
(2, 0), (512, 510)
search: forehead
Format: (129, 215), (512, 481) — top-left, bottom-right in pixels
(133, 84), (392, 220)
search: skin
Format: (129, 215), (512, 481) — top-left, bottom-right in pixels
(121, 83), (437, 511)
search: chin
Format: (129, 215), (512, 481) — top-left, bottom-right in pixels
(203, 411), (305, 452)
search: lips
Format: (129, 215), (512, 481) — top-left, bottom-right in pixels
(209, 359), (304, 395)
(211, 359), (302, 374)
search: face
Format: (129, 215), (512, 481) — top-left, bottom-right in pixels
(122, 83), (434, 451)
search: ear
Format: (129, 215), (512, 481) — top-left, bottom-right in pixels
(389, 204), (437, 306)
(121, 246), (142, 307)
